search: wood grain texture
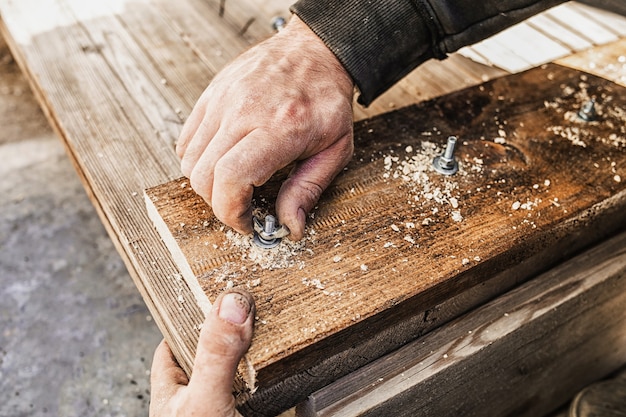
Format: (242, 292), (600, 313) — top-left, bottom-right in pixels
(146, 64), (626, 415)
(458, 2), (626, 73)
(0, 0), (526, 389)
(298, 228), (626, 417)
(1, 0), (624, 416)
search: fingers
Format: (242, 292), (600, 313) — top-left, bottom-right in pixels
(185, 290), (256, 412)
(176, 96), (211, 159)
(149, 340), (189, 416)
(204, 129), (301, 235)
(179, 113), (223, 178)
(276, 134), (354, 240)
(185, 125), (248, 210)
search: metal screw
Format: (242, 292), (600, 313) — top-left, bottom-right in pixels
(253, 215), (290, 249)
(271, 16), (286, 32)
(433, 136), (459, 175)
(578, 99), (597, 122)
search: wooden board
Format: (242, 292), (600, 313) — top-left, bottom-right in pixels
(145, 64), (626, 415)
(0, 0), (623, 415)
(298, 228), (626, 417)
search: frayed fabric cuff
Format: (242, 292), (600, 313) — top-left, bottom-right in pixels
(291, 0), (437, 106)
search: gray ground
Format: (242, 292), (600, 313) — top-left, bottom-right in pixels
(0, 37), (162, 417)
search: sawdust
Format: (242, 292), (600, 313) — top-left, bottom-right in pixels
(545, 81), (626, 149)
(198, 229), (313, 290)
(223, 229), (311, 270)
(382, 140), (482, 224)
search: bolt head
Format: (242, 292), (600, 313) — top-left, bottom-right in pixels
(578, 100), (597, 122)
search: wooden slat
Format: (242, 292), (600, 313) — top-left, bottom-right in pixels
(0, 0), (206, 375)
(146, 64), (626, 415)
(526, 13), (594, 52)
(298, 228), (626, 417)
(545, 3), (619, 44)
(569, 2), (626, 35)
(558, 38), (626, 87)
(458, 2), (626, 73)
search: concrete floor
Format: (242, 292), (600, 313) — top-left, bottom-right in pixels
(0, 37), (162, 417)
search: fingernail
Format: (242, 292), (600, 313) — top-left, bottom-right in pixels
(218, 291), (252, 324)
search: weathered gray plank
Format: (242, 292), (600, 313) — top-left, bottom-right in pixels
(299, 229), (626, 416)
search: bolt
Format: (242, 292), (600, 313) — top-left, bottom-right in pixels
(272, 16), (286, 32)
(433, 136), (459, 175)
(252, 215), (290, 249)
(578, 99), (597, 122)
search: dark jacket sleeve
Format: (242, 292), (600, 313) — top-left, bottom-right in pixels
(290, 0), (567, 106)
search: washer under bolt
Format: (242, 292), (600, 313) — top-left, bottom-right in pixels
(433, 136), (459, 175)
(578, 99), (597, 122)
(253, 215), (290, 249)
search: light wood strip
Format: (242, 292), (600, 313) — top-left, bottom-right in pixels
(466, 37), (535, 73)
(459, 3), (626, 73)
(489, 22), (572, 66)
(557, 38), (626, 87)
(526, 13), (594, 52)
(545, 3), (619, 44)
(569, 2), (626, 35)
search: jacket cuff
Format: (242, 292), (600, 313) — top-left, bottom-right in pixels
(290, 0), (439, 106)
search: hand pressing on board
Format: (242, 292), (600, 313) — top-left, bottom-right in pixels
(149, 290), (255, 417)
(176, 15), (355, 241)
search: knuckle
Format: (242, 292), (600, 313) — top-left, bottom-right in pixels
(189, 170), (212, 205)
(297, 180), (324, 207)
(180, 157), (193, 178)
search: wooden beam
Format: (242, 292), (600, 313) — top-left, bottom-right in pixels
(298, 228), (626, 417)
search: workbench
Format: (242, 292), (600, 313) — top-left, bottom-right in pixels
(1, 1), (625, 416)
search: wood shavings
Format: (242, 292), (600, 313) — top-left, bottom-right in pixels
(302, 278), (325, 290)
(381, 141), (481, 225)
(451, 211), (463, 222)
(404, 235), (416, 245)
(224, 230), (308, 270)
(545, 84), (626, 149)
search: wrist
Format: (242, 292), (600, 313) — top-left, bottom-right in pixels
(280, 15), (355, 96)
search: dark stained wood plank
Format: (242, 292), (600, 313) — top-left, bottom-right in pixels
(298, 228), (626, 417)
(145, 64), (626, 415)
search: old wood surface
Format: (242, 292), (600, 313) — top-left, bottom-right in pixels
(298, 228), (626, 417)
(146, 63), (626, 415)
(0, 0), (505, 384)
(0, 0), (625, 415)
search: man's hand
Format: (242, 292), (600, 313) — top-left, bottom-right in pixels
(150, 290), (255, 417)
(176, 15), (355, 240)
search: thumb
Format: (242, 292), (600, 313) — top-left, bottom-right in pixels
(186, 290), (255, 409)
(277, 136), (354, 240)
